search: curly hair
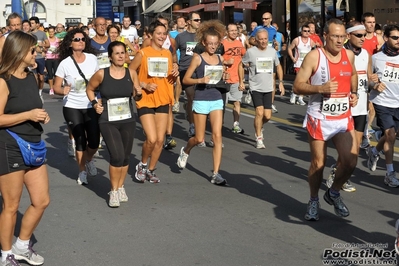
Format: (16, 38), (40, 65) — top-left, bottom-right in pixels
(57, 28), (98, 61)
(195, 20), (225, 43)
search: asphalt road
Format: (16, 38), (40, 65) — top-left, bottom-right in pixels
(15, 83), (399, 266)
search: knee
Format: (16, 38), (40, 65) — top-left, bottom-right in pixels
(264, 113), (272, 121)
(36, 196), (50, 210)
(310, 159), (325, 171)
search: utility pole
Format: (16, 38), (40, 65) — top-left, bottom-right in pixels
(92, 0), (96, 19)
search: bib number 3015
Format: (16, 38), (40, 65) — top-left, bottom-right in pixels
(321, 96), (349, 116)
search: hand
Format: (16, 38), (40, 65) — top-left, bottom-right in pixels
(63, 82), (71, 95)
(171, 63), (179, 77)
(350, 93), (358, 107)
(202, 76), (211, 84)
(135, 86), (142, 95)
(145, 83), (158, 92)
(239, 82), (245, 91)
(370, 73), (379, 83)
(94, 102), (104, 114)
(30, 108), (48, 123)
(321, 77), (338, 94)
(375, 82), (386, 93)
(279, 83), (285, 96)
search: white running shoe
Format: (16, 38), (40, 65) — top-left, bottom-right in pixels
(108, 190), (120, 207)
(177, 147), (189, 169)
(290, 93), (296, 104)
(296, 98), (306, 106)
(77, 171), (88, 185)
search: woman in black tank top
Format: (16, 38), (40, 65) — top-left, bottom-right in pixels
(87, 41), (143, 208)
(0, 31), (50, 265)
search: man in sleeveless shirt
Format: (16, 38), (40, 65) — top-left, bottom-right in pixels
(367, 24), (399, 188)
(293, 19), (359, 221)
(288, 23), (315, 106)
(326, 21), (374, 193)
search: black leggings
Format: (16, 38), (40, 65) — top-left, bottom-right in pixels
(99, 121), (136, 167)
(45, 59), (59, 79)
(63, 107), (100, 151)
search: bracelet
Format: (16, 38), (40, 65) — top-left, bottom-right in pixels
(134, 94), (143, 101)
(91, 99), (98, 106)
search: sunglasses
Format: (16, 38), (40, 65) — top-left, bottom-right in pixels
(31, 47), (36, 55)
(389, 36), (399, 40)
(302, 30), (310, 32)
(351, 33), (367, 38)
(72, 37), (86, 42)
(192, 19), (201, 22)
(262, 18), (271, 20)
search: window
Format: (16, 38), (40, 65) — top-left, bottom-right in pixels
(64, 0), (81, 5)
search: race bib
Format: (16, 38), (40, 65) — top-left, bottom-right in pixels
(97, 52), (111, 69)
(204, 65), (223, 84)
(256, 57), (273, 73)
(74, 75), (91, 93)
(107, 97), (131, 121)
(186, 42), (197, 56)
(299, 51), (309, 60)
(147, 57), (168, 77)
(357, 70), (367, 92)
(321, 94), (349, 117)
(382, 62), (399, 84)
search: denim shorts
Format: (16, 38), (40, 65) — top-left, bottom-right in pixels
(192, 99), (223, 115)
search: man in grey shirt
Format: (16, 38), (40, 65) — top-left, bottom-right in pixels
(30, 16), (49, 99)
(242, 28), (285, 149)
(175, 12), (201, 138)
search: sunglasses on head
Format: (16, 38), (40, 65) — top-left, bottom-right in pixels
(389, 36), (399, 40)
(72, 37), (86, 42)
(351, 33), (367, 38)
(192, 19), (201, 22)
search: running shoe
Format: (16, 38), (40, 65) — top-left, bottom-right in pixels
(135, 162), (147, 182)
(188, 124), (195, 138)
(290, 93), (296, 104)
(12, 242), (44, 265)
(304, 200), (320, 221)
(208, 139), (224, 148)
(164, 136), (177, 149)
(118, 185), (128, 202)
(296, 98), (306, 106)
(341, 181), (356, 192)
(232, 122), (243, 134)
(177, 147), (189, 169)
(211, 172), (227, 185)
(326, 164), (336, 189)
(197, 140), (206, 147)
(108, 190), (120, 208)
(146, 169), (160, 183)
(255, 136), (265, 149)
(67, 140), (75, 157)
(49, 88), (54, 95)
(323, 189), (350, 217)
(367, 146), (379, 171)
(77, 171), (88, 185)
(272, 104), (278, 113)
(384, 171), (399, 187)
(172, 101), (180, 113)
(1, 254), (21, 266)
(85, 160), (97, 176)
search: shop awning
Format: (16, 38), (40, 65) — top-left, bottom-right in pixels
(142, 0), (176, 14)
(172, 4), (205, 13)
(223, 1), (257, 10)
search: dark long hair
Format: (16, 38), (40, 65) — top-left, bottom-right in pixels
(0, 31), (36, 80)
(57, 28), (98, 61)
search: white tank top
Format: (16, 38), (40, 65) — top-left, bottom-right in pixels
(294, 37), (312, 68)
(351, 48), (369, 116)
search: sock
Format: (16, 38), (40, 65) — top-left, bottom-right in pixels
(140, 161), (147, 166)
(310, 196), (319, 202)
(1, 250), (12, 262)
(387, 164), (394, 173)
(166, 134), (171, 139)
(329, 187), (340, 198)
(39, 89), (43, 96)
(234, 121), (239, 126)
(371, 147), (379, 157)
(15, 237), (29, 250)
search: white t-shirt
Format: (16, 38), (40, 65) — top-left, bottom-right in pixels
(121, 26), (138, 43)
(55, 53), (99, 109)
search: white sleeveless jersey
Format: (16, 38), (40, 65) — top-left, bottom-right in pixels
(370, 51), (399, 108)
(162, 35), (172, 50)
(351, 48), (369, 116)
(294, 37), (312, 68)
